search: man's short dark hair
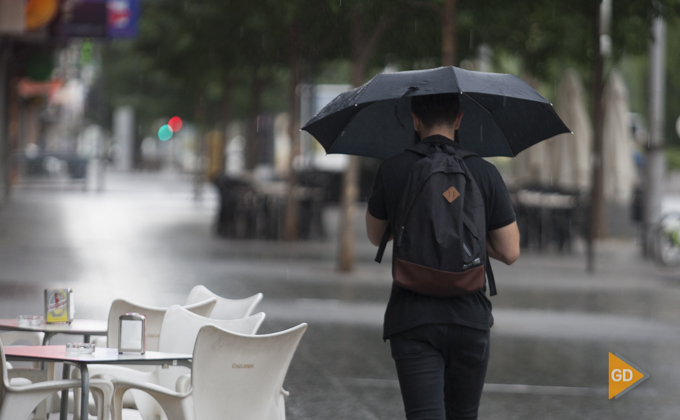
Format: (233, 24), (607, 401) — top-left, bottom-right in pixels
(410, 93), (461, 128)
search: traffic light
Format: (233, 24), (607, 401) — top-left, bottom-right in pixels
(158, 124), (173, 141)
(157, 116), (182, 141)
(168, 116), (183, 132)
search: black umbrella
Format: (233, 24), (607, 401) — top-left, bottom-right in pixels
(302, 66), (571, 159)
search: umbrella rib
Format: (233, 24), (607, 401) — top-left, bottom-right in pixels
(461, 92), (515, 157)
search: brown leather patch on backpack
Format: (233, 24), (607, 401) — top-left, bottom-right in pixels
(443, 186), (460, 203)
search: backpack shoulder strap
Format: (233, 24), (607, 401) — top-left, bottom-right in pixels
(438, 143), (478, 159)
(410, 142), (479, 160)
(374, 223), (392, 263)
(485, 258), (497, 296)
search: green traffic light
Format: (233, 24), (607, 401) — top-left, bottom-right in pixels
(158, 125), (173, 141)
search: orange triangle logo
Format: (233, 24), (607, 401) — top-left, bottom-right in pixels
(608, 352), (649, 399)
(443, 186), (460, 203)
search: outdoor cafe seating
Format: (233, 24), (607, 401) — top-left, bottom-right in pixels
(90, 298), (216, 352)
(213, 173), (326, 240)
(75, 306), (265, 420)
(0, 286), (306, 420)
(184, 285), (263, 320)
(1, 331), (48, 419)
(111, 323), (308, 420)
(76, 286), (265, 417)
(512, 186), (588, 252)
(0, 338), (113, 420)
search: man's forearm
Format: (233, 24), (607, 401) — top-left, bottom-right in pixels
(486, 222), (520, 265)
(486, 240), (515, 264)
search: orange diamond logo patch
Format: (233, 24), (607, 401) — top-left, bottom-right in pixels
(443, 186), (460, 203)
(608, 352), (649, 399)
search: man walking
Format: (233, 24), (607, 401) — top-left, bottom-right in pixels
(366, 93), (519, 420)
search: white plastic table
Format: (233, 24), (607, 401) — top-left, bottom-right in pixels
(0, 319), (108, 345)
(5, 345), (192, 420)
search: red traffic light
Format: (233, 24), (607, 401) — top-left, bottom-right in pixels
(168, 116), (183, 132)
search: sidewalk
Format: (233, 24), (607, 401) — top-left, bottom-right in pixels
(1, 170), (679, 419)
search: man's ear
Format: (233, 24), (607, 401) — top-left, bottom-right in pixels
(454, 112), (464, 130)
(411, 113), (421, 132)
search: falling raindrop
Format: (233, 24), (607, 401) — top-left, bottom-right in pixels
(414, 20), (418, 33)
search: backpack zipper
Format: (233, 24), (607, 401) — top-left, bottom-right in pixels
(463, 242), (472, 257)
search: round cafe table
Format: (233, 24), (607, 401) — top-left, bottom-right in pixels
(0, 318), (107, 345)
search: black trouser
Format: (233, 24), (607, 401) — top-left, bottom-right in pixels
(389, 324), (490, 420)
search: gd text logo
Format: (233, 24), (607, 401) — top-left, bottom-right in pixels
(608, 352), (649, 399)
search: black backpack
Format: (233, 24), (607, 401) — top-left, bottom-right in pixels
(375, 141), (497, 296)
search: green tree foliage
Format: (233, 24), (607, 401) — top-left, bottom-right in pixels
(100, 0), (680, 138)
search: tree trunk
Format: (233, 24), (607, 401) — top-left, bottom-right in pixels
(209, 75), (231, 177)
(337, 10), (394, 272)
(193, 95), (207, 201)
(284, 22), (302, 241)
(441, 0), (457, 66)
(587, 0), (606, 272)
(220, 76), (232, 134)
(245, 74), (264, 170)
(337, 60), (364, 271)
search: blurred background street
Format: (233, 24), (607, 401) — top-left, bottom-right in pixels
(1, 170), (680, 419)
(4, 1), (680, 419)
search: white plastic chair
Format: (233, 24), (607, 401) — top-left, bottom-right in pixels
(94, 298), (217, 351)
(83, 306), (265, 420)
(1, 332), (49, 420)
(0, 331), (45, 348)
(184, 285), (263, 319)
(0, 338), (114, 420)
(74, 298), (217, 419)
(1, 331), (45, 369)
(111, 323), (308, 420)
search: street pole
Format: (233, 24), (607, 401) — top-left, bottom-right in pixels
(642, 15), (667, 257)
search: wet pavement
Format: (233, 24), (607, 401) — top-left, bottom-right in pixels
(1, 170), (680, 419)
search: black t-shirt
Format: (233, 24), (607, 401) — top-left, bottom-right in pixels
(368, 135), (516, 339)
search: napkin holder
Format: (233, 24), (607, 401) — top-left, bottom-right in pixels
(44, 288), (74, 324)
(118, 313), (146, 354)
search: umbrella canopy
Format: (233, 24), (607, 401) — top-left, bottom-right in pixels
(302, 66), (570, 159)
